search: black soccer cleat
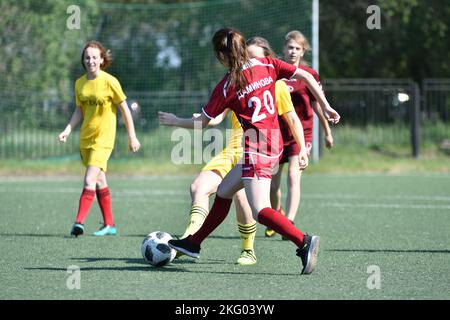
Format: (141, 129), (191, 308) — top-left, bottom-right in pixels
(296, 234), (320, 275)
(168, 236), (201, 259)
(70, 223), (84, 237)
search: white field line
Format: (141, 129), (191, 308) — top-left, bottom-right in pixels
(1, 187), (449, 201)
(304, 202), (450, 210)
(1, 187), (450, 209)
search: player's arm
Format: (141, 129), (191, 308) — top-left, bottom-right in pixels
(203, 108), (231, 127)
(158, 110), (210, 129)
(276, 80), (308, 169)
(311, 101), (333, 149)
(118, 100), (141, 153)
(58, 107), (82, 142)
(292, 69), (340, 124)
(281, 111), (308, 170)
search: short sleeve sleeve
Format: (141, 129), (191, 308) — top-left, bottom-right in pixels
(275, 80), (294, 115)
(202, 75), (231, 119)
(109, 76), (127, 105)
(75, 81), (81, 108)
(270, 57), (298, 80)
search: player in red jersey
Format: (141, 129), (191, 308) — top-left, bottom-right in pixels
(160, 28), (339, 274)
(266, 30), (337, 239)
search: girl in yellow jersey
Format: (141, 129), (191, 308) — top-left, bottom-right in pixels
(159, 38), (300, 266)
(58, 41), (141, 237)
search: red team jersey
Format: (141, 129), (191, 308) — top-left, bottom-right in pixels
(203, 57), (298, 179)
(280, 65), (321, 146)
(203, 57), (297, 158)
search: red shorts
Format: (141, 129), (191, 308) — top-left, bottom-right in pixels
(279, 141), (312, 164)
(241, 152), (282, 179)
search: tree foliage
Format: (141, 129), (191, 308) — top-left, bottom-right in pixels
(320, 0), (450, 81)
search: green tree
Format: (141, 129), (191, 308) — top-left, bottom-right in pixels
(319, 0), (450, 81)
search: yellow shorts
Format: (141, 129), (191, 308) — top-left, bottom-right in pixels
(80, 148), (113, 172)
(202, 146), (243, 179)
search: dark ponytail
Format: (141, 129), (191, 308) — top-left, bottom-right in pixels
(212, 28), (251, 90)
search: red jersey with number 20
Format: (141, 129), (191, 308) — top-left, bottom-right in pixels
(203, 57), (298, 158)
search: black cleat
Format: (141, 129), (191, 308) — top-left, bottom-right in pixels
(296, 234), (320, 274)
(168, 236), (201, 259)
(70, 223), (84, 237)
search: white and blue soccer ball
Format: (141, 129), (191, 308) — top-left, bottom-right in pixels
(141, 231), (176, 267)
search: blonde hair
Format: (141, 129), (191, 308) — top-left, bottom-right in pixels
(284, 30), (311, 66)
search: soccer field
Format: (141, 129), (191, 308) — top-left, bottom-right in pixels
(0, 174), (449, 300)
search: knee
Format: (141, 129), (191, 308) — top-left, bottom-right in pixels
(270, 180), (280, 194)
(84, 175), (97, 188)
(190, 179), (211, 198)
(234, 190), (246, 204)
(288, 169), (300, 186)
(96, 176), (107, 189)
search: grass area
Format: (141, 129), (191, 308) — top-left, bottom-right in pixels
(1, 143), (449, 176)
(0, 174), (449, 303)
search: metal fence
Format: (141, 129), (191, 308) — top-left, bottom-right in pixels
(322, 79), (421, 157)
(0, 79), (449, 160)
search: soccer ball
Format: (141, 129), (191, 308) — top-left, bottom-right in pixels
(141, 231), (176, 267)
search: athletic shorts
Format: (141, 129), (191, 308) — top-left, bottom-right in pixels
(201, 146), (243, 179)
(241, 152), (282, 180)
(80, 148), (113, 172)
(279, 141), (312, 164)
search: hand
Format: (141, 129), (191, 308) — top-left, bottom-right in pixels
(128, 136), (141, 153)
(158, 111), (178, 126)
(323, 106), (340, 125)
(58, 129), (70, 143)
(325, 133), (334, 149)
(298, 151), (309, 170)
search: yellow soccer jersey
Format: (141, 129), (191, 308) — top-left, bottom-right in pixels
(275, 80), (294, 115)
(75, 70), (126, 149)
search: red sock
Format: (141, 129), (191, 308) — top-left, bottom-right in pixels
(97, 187), (114, 226)
(257, 207), (305, 247)
(75, 188), (96, 224)
(190, 195), (232, 245)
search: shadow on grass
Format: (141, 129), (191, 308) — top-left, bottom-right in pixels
(25, 257), (299, 276)
(70, 257), (225, 265)
(0, 233), (71, 238)
(326, 249), (450, 254)
(25, 265), (300, 276)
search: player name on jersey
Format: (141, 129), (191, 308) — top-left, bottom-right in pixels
(237, 76), (274, 99)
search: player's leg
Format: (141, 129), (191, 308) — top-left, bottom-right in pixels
(168, 164), (244, 258)
(267, 162), (284, 237)
(180, 170), (222, 239)
(245, 178), (319, 275)
(285, 155), (301, 221)
(71, 158), (100, 236)
(93, 170), (117, 236)
(281, 155), (301, 240)
(234, 189), (257, 265)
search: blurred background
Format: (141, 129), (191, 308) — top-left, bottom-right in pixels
(0, 0), (449, 174)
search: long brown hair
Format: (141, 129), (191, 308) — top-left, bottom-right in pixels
(212, 28), (251, 90)
(81, 40), (112, 70)
(246, 36), (276, 58)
